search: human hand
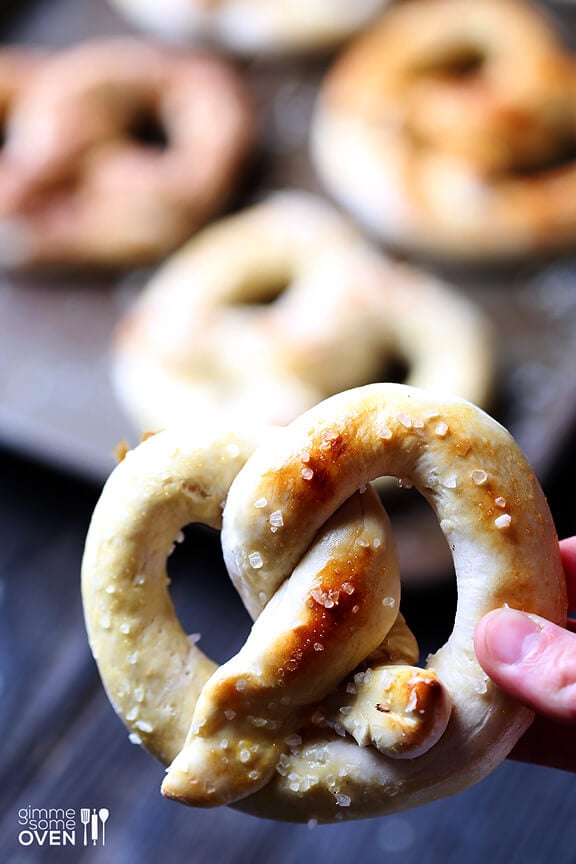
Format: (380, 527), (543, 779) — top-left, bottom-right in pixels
(475, 537), (576, 772)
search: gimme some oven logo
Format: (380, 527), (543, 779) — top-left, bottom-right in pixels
(17, 806), (110, 848)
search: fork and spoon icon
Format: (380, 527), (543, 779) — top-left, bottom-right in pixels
(80, 808), (110, 846)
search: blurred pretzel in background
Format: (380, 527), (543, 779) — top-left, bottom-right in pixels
(105, 0), (393, 56)
(112, 191), (494, 437)
(81, 383), (566, 823)
(0, 37), (254, 270)
(311, 0), (576, 260)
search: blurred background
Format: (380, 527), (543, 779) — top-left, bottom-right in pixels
(1, 0), (576, 861)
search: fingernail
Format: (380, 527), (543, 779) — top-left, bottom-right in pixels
(483, 608), (542, 665)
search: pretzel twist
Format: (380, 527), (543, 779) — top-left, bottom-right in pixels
(81, 383), (565, 823)
(0, 38), (254, 269)
(311, 0), (576, 260)
(105, 0), (391, 56)
(112, 191), (493, 433)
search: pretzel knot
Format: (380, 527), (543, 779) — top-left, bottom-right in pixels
(81, 384), (566, 823)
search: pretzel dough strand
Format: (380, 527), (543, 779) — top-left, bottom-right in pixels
(162, 486), (405, 806)
(81, 426), (264, 765)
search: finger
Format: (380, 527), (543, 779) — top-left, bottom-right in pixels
(560, 537), (576, 612)
(474, 607), (576, 723)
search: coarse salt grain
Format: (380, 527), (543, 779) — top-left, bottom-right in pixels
(471, 469), (488, 485)
(336, 793), (352, 807)
(495, 513), (512, 529)
(254, 496), (267, 509)
(301, 467), (314, 481)
(435, 421), (449, 437)
(322, 429), (339, 443)
(495, 496), (507, 508)
(248, 551), (263, 569)
(269, 509), (284, 528)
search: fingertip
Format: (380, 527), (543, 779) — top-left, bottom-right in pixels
(475, 607), (541, 669)
(476, 607), (576, 723)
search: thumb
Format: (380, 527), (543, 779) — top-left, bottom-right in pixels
(475, 607), (576, 723)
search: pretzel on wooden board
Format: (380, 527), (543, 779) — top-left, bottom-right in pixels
(81, 383), (566, 823)
(311, 0), (576, 260)
(0, 38), (254, 269)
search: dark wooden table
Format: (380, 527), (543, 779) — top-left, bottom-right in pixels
(0, 429), (575, 864)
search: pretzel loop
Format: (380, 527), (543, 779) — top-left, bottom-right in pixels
(81, 384), (566, 823)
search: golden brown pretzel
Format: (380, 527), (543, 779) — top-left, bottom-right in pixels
(0, 38), (254, 269)
(81, 383), (566, 823)
(112, 191), (494, 433)
(311, 0), (576, 260)
(105, 0), (391, 56)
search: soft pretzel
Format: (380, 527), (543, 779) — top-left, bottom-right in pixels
(0, 50), (46, 247)
(311, 0), (576, 260)
(81, 383), (566, 823)
(0, 38), (254, 269)
(105, 0), (391, 56)
(112, 191), (494, 434)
